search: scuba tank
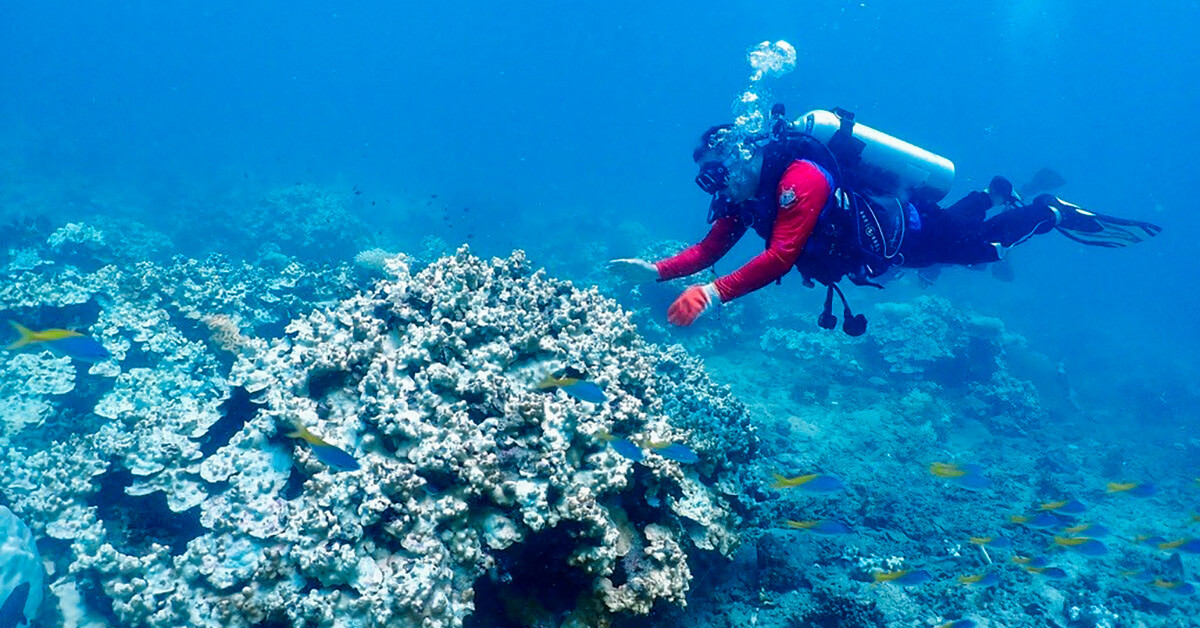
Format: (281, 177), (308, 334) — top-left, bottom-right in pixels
(798, 108), (955, 204)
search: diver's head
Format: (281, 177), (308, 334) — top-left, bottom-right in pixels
(693, 124), (764, 203)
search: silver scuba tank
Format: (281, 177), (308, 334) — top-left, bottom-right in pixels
(799, 109), (955, 203)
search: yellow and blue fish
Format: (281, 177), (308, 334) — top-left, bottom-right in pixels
(783, 519), (852, 536)
(1151, 579), (1196, 596)
(1053, 536), (1107, 557)
(957, 572), (1000, 587)
(1009, 511), (1068, 529)
(287, 422), (360, 472)
(1107, 482), (1158, 498)
(1026, 566), (1069, 579)
(1012, 555), (1052, 569)
(6, 321), (111, 362)
(938, 620), (977, 628)
(873, 569), (932, 586)
(639, 439), (699, 464)
(969, 535), (1013, 550)
(594, 429), (644, 462)
(1157, 538), (1200, 554)
(1121, 569), (1156, 584)
(1039, 499), (1087, 515)
(537, 374), (606, 404)
(1063, 522), (1109, 537)
(770, 472), (844, 493)
(929, 462), (990, 491)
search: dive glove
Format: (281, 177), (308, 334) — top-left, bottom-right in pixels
(606, 258), (660, 283)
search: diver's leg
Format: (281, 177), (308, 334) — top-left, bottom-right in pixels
(981, 201), (1058, 249)
(942, 190), (993, 224)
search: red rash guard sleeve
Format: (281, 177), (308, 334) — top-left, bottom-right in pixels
(655, 216), (747, 281)
(712, 160), (830, 301)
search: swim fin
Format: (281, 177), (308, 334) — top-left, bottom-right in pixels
(1020, 168), (1066, 198)
(1043, 196), (1162, 247)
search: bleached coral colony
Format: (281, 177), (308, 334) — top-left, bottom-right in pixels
(0, 224), (755, 627)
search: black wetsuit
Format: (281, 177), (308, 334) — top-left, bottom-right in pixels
(900, 193), (1059, 268)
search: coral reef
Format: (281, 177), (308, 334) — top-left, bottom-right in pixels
(0, 225), (756, 627)
(244, 184), (374, 263)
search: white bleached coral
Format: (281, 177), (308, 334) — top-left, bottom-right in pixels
(0, 241), (755, 628)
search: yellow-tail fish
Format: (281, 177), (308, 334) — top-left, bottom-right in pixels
(1107, 482), (1158, 498)
(873, 569), (931, 586)
(770, 472), (844, 493)
(1039, 499), (1086, 515)
(969, 536), (1013, 549)
(929, 462), (990, 491)
(287, 422), (360, 472)
(1053, 536), (1107, 556)
(593, 429), (644, 462)
(957, 573), (999, 587)
(537, 374), (606, 403)
(6, 321), (111, 362)
(783, 519), (852, 535)
(639, 439), (699, 464)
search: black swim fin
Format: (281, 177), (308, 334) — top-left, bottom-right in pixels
(1019, 168), (1066, 198)
(1044, 196), (1162, 247)
(990, 258), (1016, 282)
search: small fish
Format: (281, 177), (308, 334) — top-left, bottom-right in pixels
(1134, 535), (1168, 548)
(770, 472), (845, 493)
(1012, 511), (1068, 529)
(957, 572), (1000, 587)
(537, 374), (607, 404)
(873, 569), (932, 586)
(1063, 522), (1109, 537)
(609, 438), (645, 462)
(969, 536), (1013, 549)
(640, 440), (699, 464)
(937, 620), (977, 628)
(1151, 579), (1196, 596)
(1039, 499), (1087, 515)
(1157, 538), (1200, 554)
(1107, 482), (1158, 498)
(1027, 566), (1069, 579)
(594, 430), (644, 462)
(1053, 536), (1107, 557)
(1011, 555), (1049, 568)
(1121, 569), (1156, 584)
(6, 320), (111, 362)
(0, 582), (30, 628)
(929, 462), (990, 491)
(1192, 514), (1200, 525)
(287, 422), (360, 472)
(783, 519), (853, 535)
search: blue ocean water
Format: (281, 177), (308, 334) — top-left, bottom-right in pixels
(2, 1), (1199, 626)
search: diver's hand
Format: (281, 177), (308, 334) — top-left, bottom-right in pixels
(668, 283), (720, 326)
(606, 258), (660, 283)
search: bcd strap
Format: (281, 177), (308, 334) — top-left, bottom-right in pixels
(828, 107), (866, 169)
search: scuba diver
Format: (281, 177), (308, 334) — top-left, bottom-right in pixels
(608, 106), (1161, 334)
